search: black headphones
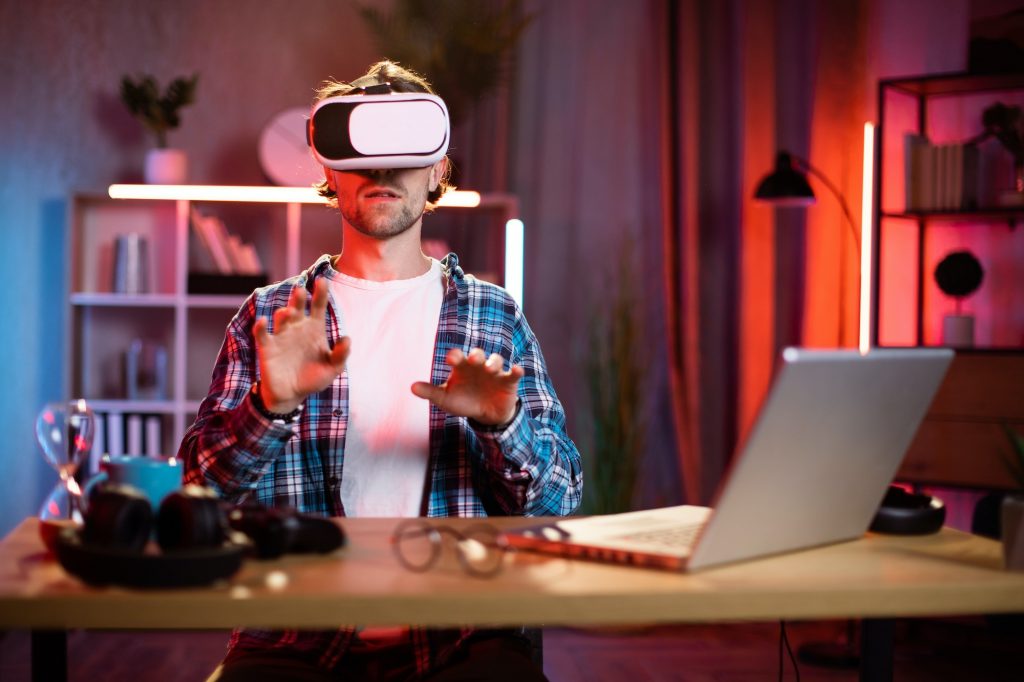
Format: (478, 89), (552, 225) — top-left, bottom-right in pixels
(55, 484), (345, 588)
(869, 485), (946, 535)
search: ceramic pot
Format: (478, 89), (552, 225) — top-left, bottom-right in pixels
(1002, 494), (1024, 571)
(942, 314), (974, 348)
(144, 148), (188, 184)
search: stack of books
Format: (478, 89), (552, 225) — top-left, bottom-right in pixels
(904, 134), (980, 212)
(88, 412), (164, 474)
(189, 207), (267, 294)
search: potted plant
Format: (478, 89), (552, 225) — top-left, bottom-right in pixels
(933, 250), (984, 347)
(120, 73), (198, 184)
(578, 243), (647, 515)
(1001, 424), (1024, 570)
(974, 102), (1024, 205)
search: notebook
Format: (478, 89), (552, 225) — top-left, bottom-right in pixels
(503, 347), (954, 571)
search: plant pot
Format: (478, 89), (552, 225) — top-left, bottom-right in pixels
(144, 148), (188, 184)
(942, 314), (974, 348)
(1002, 494), (1024, 571)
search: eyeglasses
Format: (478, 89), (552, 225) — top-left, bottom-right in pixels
(391, 519), (511, 578)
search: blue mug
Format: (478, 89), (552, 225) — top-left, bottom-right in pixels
(85, 455), (183, 509)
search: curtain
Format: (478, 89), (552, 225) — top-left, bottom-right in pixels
(512, 0), (874, 507)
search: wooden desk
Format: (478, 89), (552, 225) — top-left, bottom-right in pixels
(2, 517), (1024, 679)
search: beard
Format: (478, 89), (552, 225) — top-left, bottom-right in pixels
(340, 186), (427, 240)
(341, 200), (421, 239)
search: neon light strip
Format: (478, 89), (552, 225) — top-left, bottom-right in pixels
(859, 122), (875, 355)
(109, 184), (483, 207)
(505, 219), (525, 309)
(435, 191), (481, 208)
(109, 184), (325, 203)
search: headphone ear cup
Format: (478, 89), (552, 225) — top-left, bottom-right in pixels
(156, 485), (227, 551)
(870, 485), (946, 535)
(83, 484), (153, 552)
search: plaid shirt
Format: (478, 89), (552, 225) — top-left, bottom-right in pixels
(179, 253), (582, 674)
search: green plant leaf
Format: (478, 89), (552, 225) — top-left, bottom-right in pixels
(1002, 423), (1024, 490)
(119, 72), (198, 148)
(579, 241), (647, 515)
(355, 0), (534, 124)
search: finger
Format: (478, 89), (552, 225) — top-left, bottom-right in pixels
(502, 364), (525, 384)
(467, 348), (486, 365)
(309, 279), (329, 320)
(329, 336), (351, 369)
(290, 285), (309, 315)
(485, 353), (504, 373)
(411, 381), (447, 408)
(445, 348), (465, 366)
(253, 317), (270, 347)
(272, 305), (293, 333)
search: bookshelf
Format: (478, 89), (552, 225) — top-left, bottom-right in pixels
(67, 187), (521, 471)
(873, 73), (1024, 490)
(873, 72), (1024, 350)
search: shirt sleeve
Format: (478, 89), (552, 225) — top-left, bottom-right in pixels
(470, 307), (583, 517)
(177, 295), (296, 503)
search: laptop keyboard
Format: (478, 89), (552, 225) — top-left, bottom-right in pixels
(616, 523), (704, 550)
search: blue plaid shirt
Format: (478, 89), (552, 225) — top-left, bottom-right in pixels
(179, 253), (582, 674)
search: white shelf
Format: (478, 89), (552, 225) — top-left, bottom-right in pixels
(185, 294), (249, 309)
(70, 293), (178, 307)
(70, 292), (250, 309)
(80, 399), (179, 414)
(69, 188), (521, 465)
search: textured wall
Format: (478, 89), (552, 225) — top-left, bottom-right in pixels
(0, 0), (382, 535)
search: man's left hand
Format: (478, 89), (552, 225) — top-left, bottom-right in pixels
(411, 348), (524, 426)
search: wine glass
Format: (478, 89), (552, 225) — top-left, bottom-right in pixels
(36, 399), (96, 524)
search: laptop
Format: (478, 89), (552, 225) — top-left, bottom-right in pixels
(503, 347), (954, 571)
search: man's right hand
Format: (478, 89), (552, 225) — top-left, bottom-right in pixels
(253, 278), (350, 414)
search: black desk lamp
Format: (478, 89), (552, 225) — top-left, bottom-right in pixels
(754, 151), (861, 345)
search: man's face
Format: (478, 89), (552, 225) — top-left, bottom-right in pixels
(327, 160), (444, 240)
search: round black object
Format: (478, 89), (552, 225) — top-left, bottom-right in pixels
(54, 526), (244, 588)
(934, 251), (984, 298)
(869, 486), (945, 535)
(157, 485), (227, 551)
(83, 484), (153, 551)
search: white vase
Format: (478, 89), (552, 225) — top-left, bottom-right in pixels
(144, 148), (188, 184)
(1003, 495), (1024, 571)
(942, 313), (974, 348)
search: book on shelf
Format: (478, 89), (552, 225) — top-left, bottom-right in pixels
(190, 207), (233, 274)
(145, 415), (163, 457)
(903, 134), (980, 212)
(105, 411), (124, 458)
(92, 410), (165, 469)
(89, 414), (106, 475)
(190, 206), (264, 276)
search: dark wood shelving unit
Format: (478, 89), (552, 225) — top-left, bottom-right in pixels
(873, 72), (1024, 489)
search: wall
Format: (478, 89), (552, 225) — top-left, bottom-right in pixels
(0, 0), (380, 535)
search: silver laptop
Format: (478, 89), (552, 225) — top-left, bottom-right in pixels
(503, 347), (953, 571)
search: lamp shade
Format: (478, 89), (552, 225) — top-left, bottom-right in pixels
(754, 152), (816, 205)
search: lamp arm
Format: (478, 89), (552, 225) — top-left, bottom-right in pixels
(793, 156), (861, 257)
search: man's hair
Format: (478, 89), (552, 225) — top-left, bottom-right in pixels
(313, 60), (453, 209)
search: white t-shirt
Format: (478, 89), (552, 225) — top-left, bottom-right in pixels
(326, 258), (444, 518)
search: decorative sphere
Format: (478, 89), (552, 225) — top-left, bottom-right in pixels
(934, 251), (984, 299)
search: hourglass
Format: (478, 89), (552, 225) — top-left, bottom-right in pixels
(36, 399), (96, 525)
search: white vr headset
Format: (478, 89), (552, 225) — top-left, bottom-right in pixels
(307, 88), (450, 171)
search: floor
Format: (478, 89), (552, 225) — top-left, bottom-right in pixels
(1, 618), (1022, 680)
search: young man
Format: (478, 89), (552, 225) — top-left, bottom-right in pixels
(180, 61), (582, 680)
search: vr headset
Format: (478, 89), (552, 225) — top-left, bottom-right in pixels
(307, 84), (450, 171)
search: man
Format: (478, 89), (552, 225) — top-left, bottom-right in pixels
(180, 60), (582, 680)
